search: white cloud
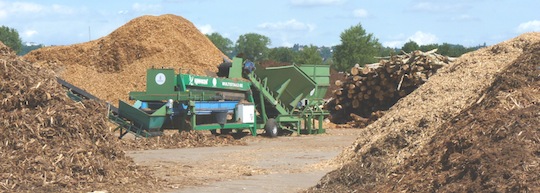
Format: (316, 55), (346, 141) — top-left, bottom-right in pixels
(197, 24), (214, 34)
(258, 19), (315, 31)
(382, 31), (438, 48)
(132, 3), (162, 12)
(353, 9), (368, 18)
(291, 0), (345, 6)
(409, 31), (438, 45)
(516, 20), (540, 33)
(23, 30), (38, 38)
(383, 40), (404, 48)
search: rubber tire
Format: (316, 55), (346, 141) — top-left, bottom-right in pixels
(265, 118), (279, 138)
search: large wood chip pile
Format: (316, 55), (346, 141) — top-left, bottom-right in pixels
(0, 42), (162, 192)
(308, 32), (540, 193)
(23, 14), (225, 105)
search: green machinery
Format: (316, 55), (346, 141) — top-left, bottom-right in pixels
(109, 57), (330, 138)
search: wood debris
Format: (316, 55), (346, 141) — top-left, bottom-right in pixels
(326, 49), (453, 126)
(0, 41), (161, 192)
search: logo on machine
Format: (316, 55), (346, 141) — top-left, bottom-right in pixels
(155, 73), (166, 85)
(212, 78), (217, 87)
(189, 76), (209, 86)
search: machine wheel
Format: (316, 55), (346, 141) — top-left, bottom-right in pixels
(265, 118), (279, 138)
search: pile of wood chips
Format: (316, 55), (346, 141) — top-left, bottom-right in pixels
(327, 50), (453, 126)
(309, 32), (540, 193)
(118, 130), (247, 151)
(23, 14), (226, 105)
(0, 42), (161, 192)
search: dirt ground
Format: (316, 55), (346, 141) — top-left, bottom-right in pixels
(126, 128), (363, 193)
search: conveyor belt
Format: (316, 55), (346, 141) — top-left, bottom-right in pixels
(56, 77), (118, 113)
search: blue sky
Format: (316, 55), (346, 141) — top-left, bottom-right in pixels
(2, 0), (539, 48)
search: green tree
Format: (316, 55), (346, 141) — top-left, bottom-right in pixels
(419, 44), (439, 52)
(417, 43), (475, 57)
(0, 26), (22, 54)
(20, 43), (44, 55)
(294, 45), (322, 64)
(268, 47), (295, 63)
(206, 32), (233, 57)
(401, 40), (419, 53)
(235, 33), (271, 62)
(379, 46), (397, 57)
(437, 43), (452, 56)
(292, 44), (301, 52)
(333, 23), (381, 72)
(319, 46), (333, 61)
(439, 43), (468, 57)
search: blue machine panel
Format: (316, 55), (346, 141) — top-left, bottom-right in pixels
(182, 101), (239, 115)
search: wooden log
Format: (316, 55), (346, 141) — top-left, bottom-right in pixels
(356, 93), (364, 100)
(363, 93), (371, 100)
(375, 91), (385, 101)
(361, 67), (371, 75)
(360, 85), (368, 92)
(350, 66), (360, 76)
(397, 74), (405, 91)
(335, 89), (343, 96)
(327, 49), (452, 126)
(401, 64), (410, 71)
(354, 80), (364, 87)
(350, 113), (369, 123)
(335, 80), (343, 87)
(352, 99), (360, 109)
(352, 75), (364, 82)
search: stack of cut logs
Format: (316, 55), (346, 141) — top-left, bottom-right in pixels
(327, 49), (453, 127)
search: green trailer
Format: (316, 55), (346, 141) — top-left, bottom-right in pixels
(109, 57), (330, 138)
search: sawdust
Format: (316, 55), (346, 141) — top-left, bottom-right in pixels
(23, 14), (225, 106)
(0, 42), (161, 192)
(306, 32), (540, 192)
(118, 130), (247, 151)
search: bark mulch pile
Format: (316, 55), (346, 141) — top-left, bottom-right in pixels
(307, 32), (540, 192)
(0, 42), (161, 192)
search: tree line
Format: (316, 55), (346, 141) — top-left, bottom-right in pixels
(1, 24), (485, 72)
(206, 25), (485, 72)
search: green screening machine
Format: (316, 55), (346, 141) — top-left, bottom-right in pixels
(109, 57), (330, 138)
